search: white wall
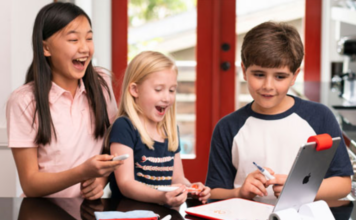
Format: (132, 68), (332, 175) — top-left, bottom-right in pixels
(0, 0), (53, 197)
(92, 0), (112, 70)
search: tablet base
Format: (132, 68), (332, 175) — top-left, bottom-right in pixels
(269, 200), (335, 220)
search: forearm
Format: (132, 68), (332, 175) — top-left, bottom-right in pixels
(96, 177), (109, 188)
(172, 176), (191, 186)
(315, 176), (352, 201)
(119, 180), (165, 204)
(210, 187), (239, 200)
(21, 165), (86, 197)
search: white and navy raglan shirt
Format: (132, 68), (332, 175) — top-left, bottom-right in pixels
(206, 95), (353, 200)
(109, 117), (180, 199)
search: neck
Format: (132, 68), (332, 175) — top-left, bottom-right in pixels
(138, 115), (163, 142)
(53, 77), (79, 97)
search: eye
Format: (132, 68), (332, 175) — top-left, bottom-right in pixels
(87, 37), (93, 41)
(169, 89), (176, 93)
(155, 88), (162, 92)
(253, 73), (265, 78)
(276, 75), (287, 80)
(69, 39), (78, 42)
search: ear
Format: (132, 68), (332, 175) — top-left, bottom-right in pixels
(290, 68), (300, 86)
(241, 62), (247, 81)
(128, 83), (139, 98)
(43, 41), (51, 57)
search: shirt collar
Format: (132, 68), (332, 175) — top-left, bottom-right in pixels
(49, 79), (86, 104)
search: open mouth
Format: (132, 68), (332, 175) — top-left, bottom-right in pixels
(73, 57), (87, 67)
(156, 106), (166, 114)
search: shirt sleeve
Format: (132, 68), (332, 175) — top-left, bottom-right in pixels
(6, 86), (38, 148)
(205, 119), (237, 189)
(109, 117), (137, 150)
(96, 67), (118, 124)
(318, 105), (354, 177)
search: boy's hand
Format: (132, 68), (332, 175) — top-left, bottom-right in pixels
(163, 184), (188, 207)
(266, 174), (287, 198)
(239, 168), (275, 199)
(189, 182), (211, 204)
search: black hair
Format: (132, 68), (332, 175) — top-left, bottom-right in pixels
(25, 2), (111, 145)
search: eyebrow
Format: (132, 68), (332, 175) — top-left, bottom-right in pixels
(66, 30), (93, 35)
(250, 70), (291, 75)
(250, 70), (265, 73)
(154, 83), (178, 88)
(275, 72), (291, 75)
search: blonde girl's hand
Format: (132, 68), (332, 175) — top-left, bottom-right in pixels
(81, 154), (123, 179)
(189, 182), (211, 204)
(266, 174), (287, 198)
(163, 184), (188, 207)
(238, 168), (274, 199)
(80, 178), (104, 200)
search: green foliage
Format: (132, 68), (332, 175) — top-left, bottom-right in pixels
(129, 0), (195, 26)
(128, 0), (196, 61)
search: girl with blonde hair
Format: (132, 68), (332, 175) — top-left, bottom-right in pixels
(108, 51), (210, 206)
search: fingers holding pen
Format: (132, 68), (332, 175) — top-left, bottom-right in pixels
(82, 154), (124, 179)
(239, 170), (269, 199)
(266, 174), (287, 198)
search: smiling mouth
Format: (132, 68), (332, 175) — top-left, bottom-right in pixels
(262, 94), (274, 97)
(73, 57), (87, 66)
(156, 106), (166, 113)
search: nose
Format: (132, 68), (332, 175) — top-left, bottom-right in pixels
(262, 76), (274, 91)
(78, 39), (89, 53)
(161, 90), (172, 103)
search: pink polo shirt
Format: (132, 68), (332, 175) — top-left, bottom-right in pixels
(6, 68), (118, 198)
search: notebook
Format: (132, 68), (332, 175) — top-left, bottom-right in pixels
(185, 198), (274, 219)
(186, 136), (340, 219)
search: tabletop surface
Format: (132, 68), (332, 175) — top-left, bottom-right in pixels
(1, 197), (356, 220)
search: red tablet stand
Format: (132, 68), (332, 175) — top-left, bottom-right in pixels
(307, 134), (333, 151)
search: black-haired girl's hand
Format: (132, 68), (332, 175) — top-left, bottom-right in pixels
(80, 154), (123, 180)
(81, 177), (106, 200)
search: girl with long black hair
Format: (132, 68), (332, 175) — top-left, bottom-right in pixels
(6, 2), (122, 199)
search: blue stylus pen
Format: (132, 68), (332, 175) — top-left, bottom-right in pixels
(253, 162), (275, 180)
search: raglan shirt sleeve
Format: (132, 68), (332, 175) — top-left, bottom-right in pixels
(6, 87), (38, 148)
(319, 106), (354, 178)
(205, 118), (237, 189)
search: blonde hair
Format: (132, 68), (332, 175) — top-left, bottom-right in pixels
(117, 51), (179, 151)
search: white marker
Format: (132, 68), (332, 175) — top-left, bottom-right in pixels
(156, 186), (179, 192)
(161, 215), (172, 220)
(112, 154), (129, 161)
(253, 162), (275, 180)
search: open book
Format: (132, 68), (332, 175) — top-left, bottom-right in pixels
(185, 198), (274, 220)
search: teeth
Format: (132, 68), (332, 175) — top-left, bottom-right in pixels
(157, 106), (165, 112)
(75, 58), (87, 62)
